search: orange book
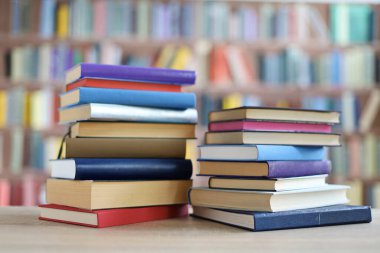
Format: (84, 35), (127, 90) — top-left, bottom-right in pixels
(209, 46), (232, 85)
(66, 78), (182, 92)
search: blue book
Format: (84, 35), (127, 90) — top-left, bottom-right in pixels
(50, 158), (192, 181)
(199, 145), (326, 161)
(60, 87), (196, 109)
(192, 205), (372, 231)
(39, 0), (56, 38)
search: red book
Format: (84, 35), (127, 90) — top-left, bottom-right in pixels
(39, 204), (188, 228)
(209, 46), (232, 84)
(209, 120), (332, 133)
(66, 78), (182, 92)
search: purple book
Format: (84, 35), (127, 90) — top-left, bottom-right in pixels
(198, 160), (331, 178)
(65, 63), (196, 85)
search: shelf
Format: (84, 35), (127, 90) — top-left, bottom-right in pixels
(1, 35), (379, 51)
(0, 126), (67, 136)
(0, 79), (65, 91)
(185, 85), (377, 97)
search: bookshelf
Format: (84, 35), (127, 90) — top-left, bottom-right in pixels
(0, 0), (380, 207)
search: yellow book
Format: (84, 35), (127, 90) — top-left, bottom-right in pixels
(0, 91), (7, 127)
(57, 3), (69, 38)
(170, 46), (192, 70)
(154, 45), (176, 68)
(222, 93), (242, 109)
(23, 91), (31, 128)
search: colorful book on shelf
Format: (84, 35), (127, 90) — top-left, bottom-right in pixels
(205, 131), (340, 146)
(199, 144), (326, 161)
(189, 185), (349, 212)
(207, 175), (327, 191)
(208, 120), (332, 133)
(60, 87), (196, 110)
(198, 160), (331, 178)
(70, 122), (196, 138)
(46, 179), (192, 210)
(50, 158), (193, 181)
(40, 204), (188, 228)
(59, 103), (198, 124)
(65, 63), (196, 85)
(192, 205), (372, 231)
(65, 78), (182, 92)
(64, 137), (187, 159)
(209, 107), (340, 124)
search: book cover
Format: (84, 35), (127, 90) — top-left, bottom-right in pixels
(66, 78), (182, 92)
(60, 87), (196, 110)
(51, 158), (193, 180)
(192, 205), (371, 231)
(65, 63), (196, 85)
(40, 204), (188, 228)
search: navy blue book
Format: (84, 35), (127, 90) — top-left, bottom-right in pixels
(60, 87), (196, 109)
(192, 205), (371, 231)
(50, 158), (192, 180)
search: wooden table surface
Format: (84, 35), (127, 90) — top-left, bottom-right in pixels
(0, 207), (378, 253)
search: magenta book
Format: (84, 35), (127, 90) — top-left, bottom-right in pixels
(208, 120), (332, 133)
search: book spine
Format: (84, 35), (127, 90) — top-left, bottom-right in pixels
(267, 160), (331, 178)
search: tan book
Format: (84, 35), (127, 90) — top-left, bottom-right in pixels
(189, 185), (349, 212)
(70, 122), (196, 138)
(205, 131), (340, 146)
(64, 138), (186, 158)
(209, 107), (339, 124)
(46, 179), (192, 210)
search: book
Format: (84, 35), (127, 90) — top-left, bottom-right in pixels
(198, 160), (331, 178)
(70, 122), (196, 139)
(208, 175), (327, 191)
(64, 138), (187, 159)
(59, 103), (198, 124)
(46, 179), (192, 210)
(60, 87), (196, 110)
(65, 63), (196, 85)
(199, 145), (326, 161)
(192, 205), (372, 231)
(205, 131), (340, 146)
(66, 78), (182, 92)
(50, 158), (192, 180)
(209, 120), (332, 133)
(39, 204), (188, 228)
(209, 107), (340, 124)
(359, 90), (380, 133)
(189, 185), (349, 212)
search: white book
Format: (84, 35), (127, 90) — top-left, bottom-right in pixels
(59, 103), (198, 124)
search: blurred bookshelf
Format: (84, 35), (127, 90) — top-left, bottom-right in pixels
(1, 0), (380, 207)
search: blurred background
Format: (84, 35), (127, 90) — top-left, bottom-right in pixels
(0, 0), (379, 207)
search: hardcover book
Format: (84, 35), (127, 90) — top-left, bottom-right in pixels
(205, 131), (340, 146)
(209, 120), (332, 133)
(66, 78), (182, 92)
(199, 144), (326, 161)
(46, 179), (192, 210)
(60, 87), (196, 110)
(40, 204), (189, 228)
(198, 160), (331, 178)
(50, 158), (193, 180)
(70, 122), (196, 138)
(189, 185), (349, 212)
(59, 103), (198, 124)
(65, 63), (196, 85)
(192, 205), (371, 231)
(64, 138), (187, 159)
(208, 107), (340, 124)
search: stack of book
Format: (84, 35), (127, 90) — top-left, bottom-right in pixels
(190, 107), (372, 231)
(39, 63), (197, 228)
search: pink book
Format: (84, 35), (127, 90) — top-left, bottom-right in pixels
(209, 120), (332, 133)
(93, 0), (106, 37)
(0, 179), (10, 206)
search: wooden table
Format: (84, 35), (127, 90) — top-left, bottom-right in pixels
(0, 207), (378, 253)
